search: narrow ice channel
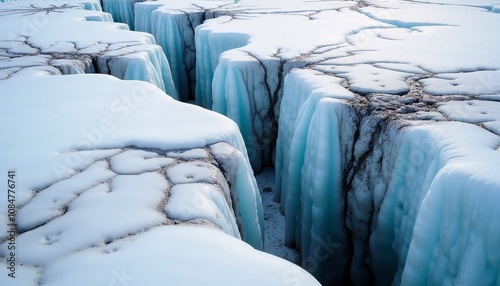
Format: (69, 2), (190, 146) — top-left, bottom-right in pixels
(256, 168), (300, 264)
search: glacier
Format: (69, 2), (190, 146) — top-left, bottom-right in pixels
(0, 74), (263, 246)
(0, 1), (322, 285)
(2, 0), (500, 285)
(184, 0), (500, 284)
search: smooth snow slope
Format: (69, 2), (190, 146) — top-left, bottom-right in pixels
(0, 1), (178, 98)
(0, 74), (319, 285)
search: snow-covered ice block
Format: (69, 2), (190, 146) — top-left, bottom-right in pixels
(193, 0), (500, 174)
(0, 1), (178, 97)
(277, 70), (500, 285)
(14, 0), (105, 11)
(371, 122), (500, 285)
(0, 74), (265, 260)
(400, 136), (500, 286)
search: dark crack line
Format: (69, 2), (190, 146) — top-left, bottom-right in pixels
(17, 173), (118, 234)
(241, 50), (285, 168)
(0, 4), (79, 16)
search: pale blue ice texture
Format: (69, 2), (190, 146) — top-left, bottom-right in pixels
(102, 0), (136, 29)
(135, 0), (234, 101)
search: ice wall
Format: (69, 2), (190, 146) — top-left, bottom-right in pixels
(212, 51), (283, 172)
(195, 16), (251, 107)
(101, 0), (136, 29)
(278, 69), (500, 286)
(402, 157), (500, 286)
(135, 0), (233, 101)
(277, 69), (367, 284)
(369, 121), (500, 286)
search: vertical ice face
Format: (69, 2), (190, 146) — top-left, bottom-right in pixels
(195, 15), (251, 107)
(402, 165), (500, 286)
(211, 142), (265, 249)
(101, 0), (136, 29)
(299, 98), (352, 284)
(213, 50), (284, 172)
(135, 0), (234, 102)
(369, 122), (500, 286)
(276, 69), (356, 285)
(345, 116), (404, 285)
